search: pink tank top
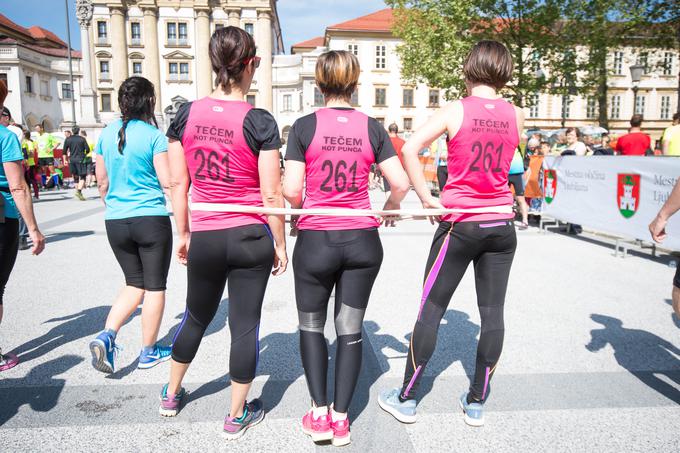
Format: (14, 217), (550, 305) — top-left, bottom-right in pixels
(441, 96), (519, 222)
(297, 108), (379, 231)
(181, 98), (265, 232)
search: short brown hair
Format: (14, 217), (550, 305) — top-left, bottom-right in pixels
(463, 40), (514, 90)
(210, 26), (257, 89)
(630, 114), (643, 127)
(315, 50), (360, 101)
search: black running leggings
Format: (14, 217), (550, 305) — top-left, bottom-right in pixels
(294, 229), (383, 413)
(171, 224), (274, 384)
(0, 218), (19, 305)
(401, 220), (516, 402)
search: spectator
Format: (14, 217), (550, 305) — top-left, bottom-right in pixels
(551, 133), (567, 154)
(615, 114), (651, 156)
(561, 127), (587, 156)
(592, 133), (614, 155)
(385, 123), (405, 192)
(661, 113), (680, 156)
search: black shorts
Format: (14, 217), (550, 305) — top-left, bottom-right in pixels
(105, 216), (173, 291)
(508, 173), (525, 196)
(38, 157), (53, 167)
(674, 263), (680, 289)
(69, 162), (89, 177)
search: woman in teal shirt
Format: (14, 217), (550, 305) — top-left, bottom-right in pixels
(0, 82), (45, 372)
(89, 77), (174, 374)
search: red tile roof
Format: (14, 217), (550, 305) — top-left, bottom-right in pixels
(327, 8), (395, 33)
(0, 13), (33, 40)
(292, 36), (325, 49)
(28, 26), (67, 47)
(0, 37), (81, 59)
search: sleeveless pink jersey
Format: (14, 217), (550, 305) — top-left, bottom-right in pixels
(297, 108), (379, 231)
(181, 98), (265, 232)
(440, 96), (519, 222)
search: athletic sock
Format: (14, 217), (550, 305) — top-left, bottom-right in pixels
(141, 345), (156, 355)
(331, 408), (347, 421)
(312, 404), (328, 419)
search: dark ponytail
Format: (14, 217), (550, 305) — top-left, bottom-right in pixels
(117, 76), (158, 154)
(209, 26), (256, 91)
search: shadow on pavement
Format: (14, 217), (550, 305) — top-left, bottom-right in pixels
(0, 355), (83, 426)
(45, 230), (95, 244)
(586, 313), (680, 404)
(410, 310), (479, 402)
(107, 299), (229, 380)
(11, 306), (138, 364)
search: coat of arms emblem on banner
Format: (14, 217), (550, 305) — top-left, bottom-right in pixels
(543, 169), (557, 204)
(617, 174), (641, 218)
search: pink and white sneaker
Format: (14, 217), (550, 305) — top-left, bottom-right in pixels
(0, 350), (19, 372)
(331, 416), (351, 447)
(301, 409), (333, 442)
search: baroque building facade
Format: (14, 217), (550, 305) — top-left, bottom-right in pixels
(78, 0), (283, 133)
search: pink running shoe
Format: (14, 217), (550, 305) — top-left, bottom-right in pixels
(331, 417), (351, 447)
(301, 409), (333, 442)
(0, 351), (19, 372)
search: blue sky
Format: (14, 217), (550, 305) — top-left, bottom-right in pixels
(1, 0), (388, 53)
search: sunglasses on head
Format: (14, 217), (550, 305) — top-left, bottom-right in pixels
(243, 56), (261, 69)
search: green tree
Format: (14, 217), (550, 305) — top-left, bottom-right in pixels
(388, 0), (565, 107)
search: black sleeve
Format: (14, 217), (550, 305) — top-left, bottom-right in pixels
(243, 108), (282, 155)
(63, 136), (72, 154)
(368, 117), (397, 163)
(166, 101), (192, 142)
(284, 114), (316, 162)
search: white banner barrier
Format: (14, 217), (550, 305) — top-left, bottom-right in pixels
(542, 156), (680, 251)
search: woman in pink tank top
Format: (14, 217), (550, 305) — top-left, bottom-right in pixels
(283, 50), (409, 446)
(378, 41), (525, 428)
(159, 27), (287, 439)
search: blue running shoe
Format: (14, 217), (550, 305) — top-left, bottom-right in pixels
(138, 344), (172, 369)
(89, 331), (117, 374)
(223, 398), (265, 440)
(378, 387), (417, 424)
(459, 392), (484, 427)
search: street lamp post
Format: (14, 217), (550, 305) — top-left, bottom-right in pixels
(629, 64), (645, 116)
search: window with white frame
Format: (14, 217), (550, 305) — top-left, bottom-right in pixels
(347, 44), (358, 56)
(244, 23), (254, 36)
(169, 62), (190, 81)
(167, 22), (188, 46)
(62, 82), (73, 99)
(282, 94), (292, 112)
(313, 87), (324, 106)
(25, 75), (33, 93)
(529, 93), (540, 118)
(101, 93), (111, 112)
(561, 95), (570, 119)
(97, 21), (108, 44)
(403, 88), (414, 107)
(637, 52), (648, 74)
(403, 117), (413, 131)
(610, 95), (621, 119)
(660, 95), (671, 120)
(375, 87), (386, 106)
(375, 45), (386, 69)
(586, 97), (597, 119)
(132, 61), (142, 75)
(663, 52), (674, 76)
(130, 22), (141, 45)
(635, 95), (646, 115)
(613, 51), (623, 75)
(99, 60), (110, 79)
(429, 89), (440, 107)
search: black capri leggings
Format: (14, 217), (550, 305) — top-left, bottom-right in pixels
(105, 216), (173, 291)
(294, 228), (383, 413)
(171, 224), (274, 384)
(0, 218), (19, 305)
(400, 220), (516, 403)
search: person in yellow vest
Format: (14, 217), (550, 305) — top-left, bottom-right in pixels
(21, 130), (39, 199)
(34, 123), (58, 187)
(662, 113), (680, 156)
(82, 130), (97, 188)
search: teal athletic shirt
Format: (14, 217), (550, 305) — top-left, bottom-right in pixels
(95, 119), (169, 220)
(0, 124), (24, 219)
(508, 149), (525, 175)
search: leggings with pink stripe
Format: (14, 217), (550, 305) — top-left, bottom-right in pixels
(400, 220), (516, 403)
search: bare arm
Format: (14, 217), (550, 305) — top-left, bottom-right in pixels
(379, 156), (410, 206)
(649, 178), (680, 243)
(259, 150), (287, 275)
(4, 161), (44, 255)
(282, 160), (305, 209)
(95, 154), (109, 205)
(168, 139), (191, 264)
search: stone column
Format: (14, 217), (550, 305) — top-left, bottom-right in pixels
(227, 9), (241, 27)
(257, 10), (273, 110)
(109, 6), (128, 111)
(195, 9), (212, 97)
(75, 0), (98, 123)
(142, 7), (162, 115)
